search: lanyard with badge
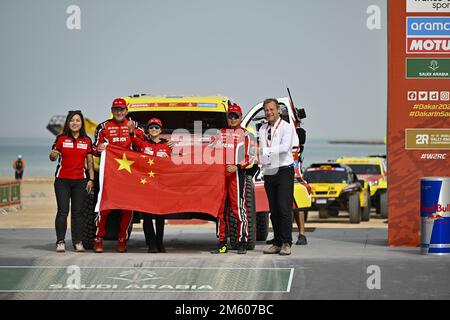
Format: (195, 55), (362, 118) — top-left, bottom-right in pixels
(264, 118), (281, 166)
(266, 118), (281, 148)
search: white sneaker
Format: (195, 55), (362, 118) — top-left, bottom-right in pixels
(74, 242), (85, 252)
(56, 242), (65, 253)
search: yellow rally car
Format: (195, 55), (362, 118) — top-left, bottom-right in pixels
(303, 162), (371, 223)
(335, 157), (387, 218)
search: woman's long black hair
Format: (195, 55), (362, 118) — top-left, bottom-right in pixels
(62, 110), (88, 138)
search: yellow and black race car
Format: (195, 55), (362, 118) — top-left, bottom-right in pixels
(335, 157), (387, 219)
(303, 162), (371, 224)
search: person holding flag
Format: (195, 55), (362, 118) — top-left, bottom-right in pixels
(129, 117), (172, 253)
(210, 104), (255, 255)
(92, 97), (145, 253)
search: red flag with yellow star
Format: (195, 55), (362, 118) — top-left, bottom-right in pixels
(96, 144), (226, 217)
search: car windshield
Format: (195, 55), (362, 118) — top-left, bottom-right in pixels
(304, 170), (348, 183)
(128, 111), (228, 135)
(347, 164), (381, 175)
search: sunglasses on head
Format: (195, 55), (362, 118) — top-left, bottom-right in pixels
(148, 125), (161, 130)
(227, 113), (240, 120)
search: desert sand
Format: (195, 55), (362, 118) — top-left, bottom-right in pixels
(0, 176), (56, 228)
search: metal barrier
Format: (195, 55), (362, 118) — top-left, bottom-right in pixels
(0, 181), (21, 208)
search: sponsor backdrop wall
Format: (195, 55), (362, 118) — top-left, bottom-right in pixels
(388, 0), (450, 246)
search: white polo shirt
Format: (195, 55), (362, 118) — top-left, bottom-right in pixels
(259, 118), (294, 174)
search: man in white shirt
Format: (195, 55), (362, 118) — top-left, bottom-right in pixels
(259, 98), (295, 255)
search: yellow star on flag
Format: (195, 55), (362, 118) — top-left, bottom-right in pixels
(140, 178), (148, 185)
(140, 155), (147, 159)
(148, 171), (155, 178)
(148, 159), (154, 166)
(115, 153), (135, 174)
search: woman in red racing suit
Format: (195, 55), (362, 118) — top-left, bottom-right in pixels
(50, 110), (95, 253)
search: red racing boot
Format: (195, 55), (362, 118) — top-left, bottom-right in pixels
(117, 238), (127, 253)
(93, 237), (103, 253)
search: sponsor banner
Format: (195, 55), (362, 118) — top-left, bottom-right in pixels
(406, 17), (450, 36)
(407, 37), (450, 53)
(407, 0), (450, 13)
(405, 128), (450, 149)
(388, 2), (450, 246)
(406, 58), (450, 78)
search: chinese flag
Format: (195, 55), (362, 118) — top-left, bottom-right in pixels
(96, 144), (226, 217)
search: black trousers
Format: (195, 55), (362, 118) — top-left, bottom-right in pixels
(143, 214), (165, 248)
(54, 178), (87, 245)
(264, 165), (294, 246)
(15, 171), (23, 180)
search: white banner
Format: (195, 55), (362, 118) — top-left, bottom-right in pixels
(407, 0), (450, 13)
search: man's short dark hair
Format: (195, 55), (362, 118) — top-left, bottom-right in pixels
(263, 98), (280, 109)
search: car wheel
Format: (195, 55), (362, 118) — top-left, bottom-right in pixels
(361, 190), (371, 222)
(380, 191), (388, 219)
(348, 193), (361, 224)
(328, 209), (339, 217)
(318, 208), (329, 219)
(256, 212), (269, 241)
(80, 192), (96, 250)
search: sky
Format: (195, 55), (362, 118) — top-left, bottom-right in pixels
(0, 0), (387, 141)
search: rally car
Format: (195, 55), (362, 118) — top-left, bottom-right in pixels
(335, 156), (387, 218)
(303, 162), (370, 223)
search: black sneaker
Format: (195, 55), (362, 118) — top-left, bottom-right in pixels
(295, 234), (308, 245)
(237, 242), (247, 254)
(266, 238), (275, 245)
(210, 243), (228, 254)
(147, 245), (158, 253)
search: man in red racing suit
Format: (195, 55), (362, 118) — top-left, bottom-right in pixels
(211, 104), (256, 254)
(92, 97), (146, 253)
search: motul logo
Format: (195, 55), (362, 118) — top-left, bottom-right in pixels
(421, 204), (450, 213)
(408, 38), (450, 53)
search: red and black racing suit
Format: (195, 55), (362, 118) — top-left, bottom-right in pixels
(93, 118), (145, 240)
(214, 127), (255, 244)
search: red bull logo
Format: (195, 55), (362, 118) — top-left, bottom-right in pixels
(426, 212), (445, 220)
(421, 203), (450, 213)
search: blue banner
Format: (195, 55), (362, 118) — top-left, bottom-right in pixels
(407, 17), (450, 36)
